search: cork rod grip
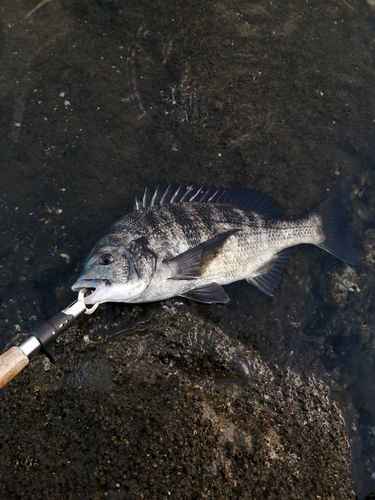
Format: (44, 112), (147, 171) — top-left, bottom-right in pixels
(0, 346), (29, 389)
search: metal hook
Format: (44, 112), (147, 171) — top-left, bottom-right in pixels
(77, 288), (100, 315)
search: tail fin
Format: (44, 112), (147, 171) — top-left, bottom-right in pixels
(314, 186), (358, 265)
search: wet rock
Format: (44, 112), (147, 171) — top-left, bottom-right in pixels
(0, 307), (354, 499)
(331, 265), (360, 309)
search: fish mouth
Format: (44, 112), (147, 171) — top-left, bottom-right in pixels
(71, 279), (108, 304)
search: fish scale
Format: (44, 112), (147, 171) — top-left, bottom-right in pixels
(72, 184), (358, 305)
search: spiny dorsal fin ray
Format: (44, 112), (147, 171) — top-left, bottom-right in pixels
(134, 197), (143, 210)
(169, 184), (185, 203)
(142, 186), (152, 209)
(134, 183), (283, 216)
(160, 184), (177, 205)
(179, 184), (201, 202)
(165, 229), (238, 280)
(150, 185), (164, 207)
(247, 248), (292, 296)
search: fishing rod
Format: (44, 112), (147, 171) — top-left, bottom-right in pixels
(0, 289), (99, 389)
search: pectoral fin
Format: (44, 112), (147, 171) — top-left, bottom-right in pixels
(165, 229), (238, 280)
(180, 283), (229, 303)
(247, 248), (292, 296)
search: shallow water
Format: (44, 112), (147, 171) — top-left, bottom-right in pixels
(0, 0), (375, 497)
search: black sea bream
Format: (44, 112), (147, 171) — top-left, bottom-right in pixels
(72, 184), (358, 305)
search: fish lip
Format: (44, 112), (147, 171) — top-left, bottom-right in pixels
(71, 279), (106, 292)
(71, 279), (108, 304)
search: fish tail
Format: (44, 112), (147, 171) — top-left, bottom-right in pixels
(313, 186), (358, 265)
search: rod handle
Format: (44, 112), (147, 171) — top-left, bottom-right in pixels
(0, 346), (29, 389)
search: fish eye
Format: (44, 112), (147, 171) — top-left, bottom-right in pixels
(99, 253), (114, 266)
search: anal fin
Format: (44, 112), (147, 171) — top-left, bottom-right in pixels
(180, 283), (229, 304)
(247, 248), (292, 296)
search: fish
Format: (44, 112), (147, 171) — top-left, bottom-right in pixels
(71, 184), (358, 305)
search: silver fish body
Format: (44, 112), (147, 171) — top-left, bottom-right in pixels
(72, 184), (358, 305)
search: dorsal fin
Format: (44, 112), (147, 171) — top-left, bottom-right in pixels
(142, 186), (152, 208)
(134, 184), (283, 216)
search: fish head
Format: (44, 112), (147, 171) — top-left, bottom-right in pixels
(71, 234), (156, 304)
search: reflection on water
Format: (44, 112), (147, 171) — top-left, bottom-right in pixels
(0, 0), (375, 497)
